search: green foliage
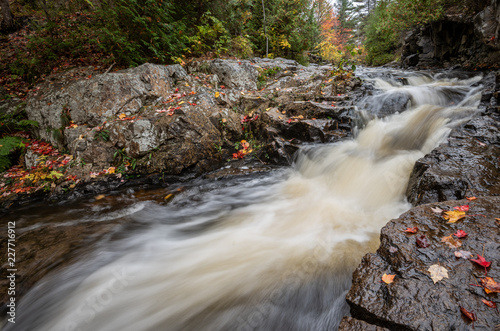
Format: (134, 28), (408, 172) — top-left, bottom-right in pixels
(363, 0), (447, 65)
(257, 66), (281, 89)
(230, 35), (254, 59)
(188, 11), (231, 57)
(96, 0), (188, 66)
(7, 13), (104, 83)
(0, 106), (37, 136)
(94, 129), (110, 142)
(0, 136), (25, 172)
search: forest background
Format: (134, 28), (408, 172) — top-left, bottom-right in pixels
(0, 0), (488, 100)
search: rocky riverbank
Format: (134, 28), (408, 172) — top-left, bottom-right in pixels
(339, 72), (500, 329)
(400, 0), (500, 69)
(0, 57), (360, 212)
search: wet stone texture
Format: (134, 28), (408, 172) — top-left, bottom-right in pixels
(343, 197), (500, 331)
(406, 112), (500, 206)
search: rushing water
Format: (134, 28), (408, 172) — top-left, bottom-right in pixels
(3, 69), (483, 331)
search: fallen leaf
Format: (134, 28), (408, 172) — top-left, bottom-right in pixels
(454, 250), (473, 259)
(454, 205), (470, 211)
(481, 299), (498, 312)
(118, 113), (126, 119)
(443, 210), (466, 223)
(466, 196), (477, 201)
(404, 226), (418, 233)
(381, 273), (395, 284)
(453, 230), (468, 238)
(95, 194), (105, 200)
(164, 193), (174, 200)
(460, 306), (477, 325)
(471, 255), (491, 269)
(215, 92), (220, 98)
(431, 206), (443, 213)
(441, 235), (462, 248)
(428, 264), (448, 283)
(416, 234), (430, 248)
(481, 277), (500, 294)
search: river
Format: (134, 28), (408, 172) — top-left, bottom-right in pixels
(2, 69), (483, 331)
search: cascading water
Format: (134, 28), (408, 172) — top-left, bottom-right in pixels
(3, 69), (483, 331)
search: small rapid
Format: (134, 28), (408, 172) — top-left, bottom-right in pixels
(4, 69), (483, 331)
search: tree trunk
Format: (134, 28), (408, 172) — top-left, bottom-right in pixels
(261, 0), (268, 57)
(0, 0), (14, 31)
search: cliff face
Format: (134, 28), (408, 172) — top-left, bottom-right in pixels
(401, 0), (500, 68)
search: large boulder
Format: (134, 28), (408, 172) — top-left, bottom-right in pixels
(406, 113), (500, 206)
(209, 59), (259, 90)
(344, 196), (500, 331)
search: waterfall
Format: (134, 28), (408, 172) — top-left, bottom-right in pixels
(4, 70), (482, 331)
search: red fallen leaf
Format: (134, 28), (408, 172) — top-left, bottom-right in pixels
(472, 255), (492, 275)
(220, 85), (225, 89)
(460, 306), (476, 327)
(453, 230), (468, 238)
(238, 62), (242, 65)
(416, 235), (430, 248)
(404, 227), (418, 233)
(471, 255), (491, 269)
(481, 299), (498, 313)
(454, 205), (469, 211)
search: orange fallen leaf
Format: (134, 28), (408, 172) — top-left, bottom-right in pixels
(118, 113), (126, 119)
(481, 277), (500, 294)
(465, 196), (477, 201)
(95, 194), (105, 200)
(381, 273), (395, 284)
(403, 227), (418, 233)
(441, 235), (462, 248)
(443, 210), (466, 223)
(481, 298), (498, 312)
(460, 306), (476, 326)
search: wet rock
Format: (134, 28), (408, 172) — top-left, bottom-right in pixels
(401, 2), (500, 69)
(406, 114), (500, 205)
(346, 196), (500, 331)
(338, 317), (389, 331)
(26, 63), (189, 145)
(209, 59), (259, 90)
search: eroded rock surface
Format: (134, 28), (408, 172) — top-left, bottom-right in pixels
(344, 197), (500, 331)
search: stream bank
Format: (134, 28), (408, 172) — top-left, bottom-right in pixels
(1, 59), (499, 330)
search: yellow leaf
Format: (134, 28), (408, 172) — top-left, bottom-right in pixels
(443, 210), (466, 223)
(164, 193), (174, 200)
(215, 92), (220, 98)
(118, 113), (126, 119)
(381, 273), (395, 284)
(107, 167), (115, 174)
(95, 194), (105, 200)
(178, 101), (185, 105)
(185, 83), (190, 87)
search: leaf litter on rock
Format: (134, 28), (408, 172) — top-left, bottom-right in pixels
(428, 264), (448, 283)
